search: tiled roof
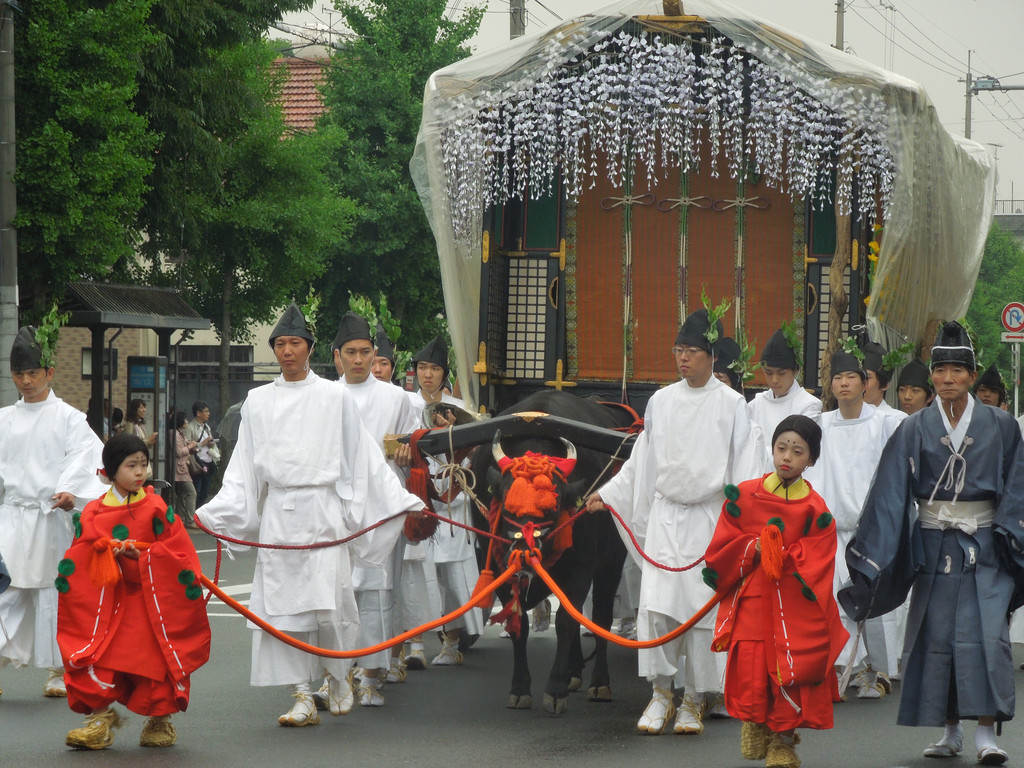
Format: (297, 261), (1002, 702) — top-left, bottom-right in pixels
(63, 281), (210, 331)
(276, 57), (328, 132)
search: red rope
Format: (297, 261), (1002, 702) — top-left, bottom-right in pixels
(192, 511), (407, 551)
(603, 504), (705, 572)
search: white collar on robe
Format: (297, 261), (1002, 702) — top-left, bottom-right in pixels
(16, 389), (58, 409)
(832, 400), (876, 424)
(765, 378), (803, 402)
(275, 370), (318, 388)
(935, 393), (974, 452)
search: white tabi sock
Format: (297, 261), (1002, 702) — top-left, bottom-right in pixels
(975, 724), (998, 753)
(938, 722), (963, 747)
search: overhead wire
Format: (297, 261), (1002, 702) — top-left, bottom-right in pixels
(846, 3), (961, 79)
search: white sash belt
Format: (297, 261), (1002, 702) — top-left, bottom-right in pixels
(917, 498), (994, 536)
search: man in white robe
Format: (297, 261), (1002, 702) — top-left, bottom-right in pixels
(803, 347), (902, 698)
(406, 335), (482, 666)
(331, 311), (418, 706)
(587, 309), (763, 736)
(748, 326), (822, 463)
(0, 325), (105, 697)
(197, 303), (425, 727)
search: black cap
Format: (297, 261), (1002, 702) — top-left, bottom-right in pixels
(974, 363), (1006, 396)
(675, 309), (720, 354)
(10, 326), (43, 371)
(332, 311), (372, 351)
(268, 302), (315, 349)
(896, 359), (931, 390)
(713, 337), (742, 391)
(374, 322), (395, 363)
(761, 328), (799, 369)
(830, 349), (865, 379)
(412, 335), (449, 376)
(930, 321), (975, 371)
(859, 340), (889, 375)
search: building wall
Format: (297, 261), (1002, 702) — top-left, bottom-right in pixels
(51, 326), (145, 416)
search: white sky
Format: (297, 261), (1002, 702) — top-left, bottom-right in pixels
(278, 0), (1024, 203)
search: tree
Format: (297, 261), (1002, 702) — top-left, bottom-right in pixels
(131, 42), (355, 414)
(314, 0), (484, 353)
(966, 222), (1024, 379)
(14, 0), (157, 313)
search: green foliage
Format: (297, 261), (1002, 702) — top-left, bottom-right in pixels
(349, 293), (413, 377)
(966, 223), (1024, 376)
(14, 0), (158, 309)
(699, 284), (731, 345)
(34, 302), (70, 369)
(780, 319), (801, 357)
(731, 330), (760, 384)
(840, 336), (865, 362)
(314, 0), (484, 355)
(881, 341), (915, 372)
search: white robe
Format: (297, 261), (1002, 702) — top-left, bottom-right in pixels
(0, 391), (105, 667)
(748, 378), (822, 459)
(804, 402), (903, 673)
(198, 371), (423, 685)
(598, 376), (763, 687)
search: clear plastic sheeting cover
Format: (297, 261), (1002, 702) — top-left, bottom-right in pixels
(411, 0), (994, 410)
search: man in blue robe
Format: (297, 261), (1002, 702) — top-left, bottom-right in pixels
(840, 321), (1024, 766)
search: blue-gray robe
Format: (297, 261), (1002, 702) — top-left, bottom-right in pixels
(839, 398), (1024, 726)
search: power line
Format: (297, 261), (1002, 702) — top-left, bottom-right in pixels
(532, 0), (563, 22)
(975, 97), (1024, 142)
(847, 4), (961, 78)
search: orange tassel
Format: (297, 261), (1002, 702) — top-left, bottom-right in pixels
(471, 569), (496, 612)
(760, 524), (784, 581)
(88, 538), (122, 589)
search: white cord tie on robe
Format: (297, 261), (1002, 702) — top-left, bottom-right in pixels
(926, 435), (973, 506)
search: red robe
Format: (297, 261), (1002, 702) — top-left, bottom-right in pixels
(703, 474), (848, 731)
(56, 487), (211, 716)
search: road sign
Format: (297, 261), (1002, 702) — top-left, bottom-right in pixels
(1002, 302), (1024, 332)
(1003, 332), (1024, 342)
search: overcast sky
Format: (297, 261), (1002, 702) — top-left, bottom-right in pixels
(280, 0), (1024, 203)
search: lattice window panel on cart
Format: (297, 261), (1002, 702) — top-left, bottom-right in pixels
(506, 259), (547, 379)
(814, 263), (851, 361)
(485, 252), (509, 376)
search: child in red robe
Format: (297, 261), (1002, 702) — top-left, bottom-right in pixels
(56, 433), (211, 749)
(703, 415), (848, 768)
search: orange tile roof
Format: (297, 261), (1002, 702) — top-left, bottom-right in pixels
(276, 57), (328, 132)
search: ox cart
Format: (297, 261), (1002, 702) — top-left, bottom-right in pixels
(412, 0), (994, 416)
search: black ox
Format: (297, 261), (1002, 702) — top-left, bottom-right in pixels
(468, 391), (634, 714)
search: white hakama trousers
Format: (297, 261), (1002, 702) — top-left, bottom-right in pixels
(638, 608), (724, 694)
(0, 586), (60, 668)
(356, 589), (395, 670)
(435, 558), (483, 636)
(398, 545), (440, 632)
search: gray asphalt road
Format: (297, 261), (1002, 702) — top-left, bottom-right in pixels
(3, 532), (1024, 767)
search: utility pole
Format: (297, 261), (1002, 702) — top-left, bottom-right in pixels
(835, 0), (845, 50)
(510, 0), (526, 39)
(964, 50), (973, 139)
(0, 1), (18, 407)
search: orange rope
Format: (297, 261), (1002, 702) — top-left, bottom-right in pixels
(526, 549), (723, 649)
(200, 552), (523, 659)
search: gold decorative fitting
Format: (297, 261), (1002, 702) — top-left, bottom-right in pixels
(549, 238), (567, 271)
(544, 359), (577, 390)
(473, 342), (489, 386)
(482, 231), (490, 264)
(851, 239), (859, 270)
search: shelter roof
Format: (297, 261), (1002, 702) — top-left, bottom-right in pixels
(62, 281), (210, 331)
(276, 56), (327, 132)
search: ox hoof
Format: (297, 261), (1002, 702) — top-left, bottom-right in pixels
(567, 676), (582, 693)
(507, 694), (532, 709)
(587, 685), (612, 702)
(543, 693), (568, 715)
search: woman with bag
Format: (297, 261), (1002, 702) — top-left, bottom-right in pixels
(172, 410), (198, 528)
(185, 401), (219, 508)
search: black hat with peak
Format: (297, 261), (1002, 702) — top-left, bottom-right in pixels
(675, 309), (721, 355)
(713, 337), (742, 391)
(859, 340), (890, 375)
(374, 322), (395, 363)
(830, 348), (865, 379)
(412, 335), (449, 376)
(930, 321), (975, 371)
(897, 359), (931, 391)
(268, 302), (315, 348)
(974, 363), (1006, 396)
(761, 327), (799, 369)
(10, 326), (43, 371)
(332, 311), (372, 351)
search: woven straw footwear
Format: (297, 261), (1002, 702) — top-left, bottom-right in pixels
(637, 686), (676, 734)
(385, 657), (407, 683)
(673, 694), (705, 735)
(431, 635), (463, 666)
(405, 642), (427, 670)
(765, 732), (801, 768)
(66, 708), (124, 750)
(923, 728), (963, 758)
(740, 721), (771, 760)
(139, 715), (176, 747)
(358, 679), (385, 707)
(279, 690), (320, 727)
(44, 668), (67, 698)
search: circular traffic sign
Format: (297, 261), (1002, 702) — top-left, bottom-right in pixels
(1003, 303), (1024, 333)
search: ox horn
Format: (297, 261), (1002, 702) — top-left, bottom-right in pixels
(560, 437), (577, 464)
(492, 429), (508, 466)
